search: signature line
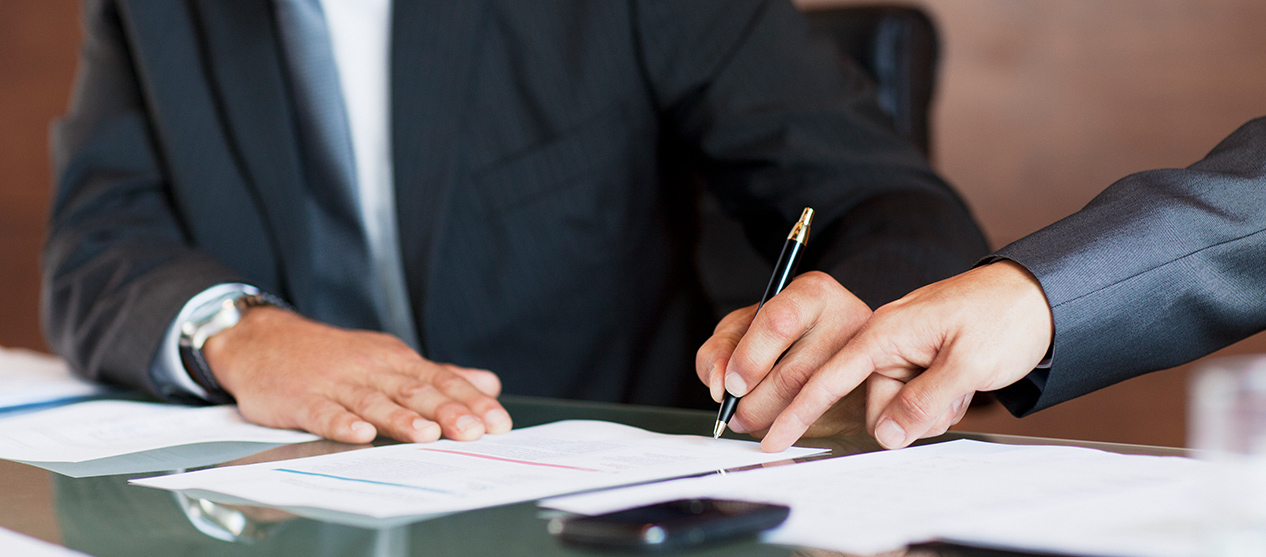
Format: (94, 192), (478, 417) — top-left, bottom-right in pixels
(417, 448), (602, 472)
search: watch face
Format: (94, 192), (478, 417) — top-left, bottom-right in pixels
(184, 298), (246, 349)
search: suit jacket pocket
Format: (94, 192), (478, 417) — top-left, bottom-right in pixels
(473, 103), (627, 212)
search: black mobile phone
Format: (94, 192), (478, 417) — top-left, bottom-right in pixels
(548, 498), (790, 552)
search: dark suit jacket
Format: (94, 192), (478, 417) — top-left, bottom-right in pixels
(44, 0), (987, 408)
(992, 117), (1266, 416)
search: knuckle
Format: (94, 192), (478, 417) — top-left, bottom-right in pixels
(430, 371), (465, 393)
(893, 386), (938, 424)
(796, 271), (830, 291)
(770, 362), (813, 401)
(350, 389), (388, 414)
(696, 344), (726, 374)
(387, 408), (419, 429)
(397, 381), (436, 401)
(464, 396), (498, 415)
(797, 271), (843, 299)
(760, 303), (804, 340)
(433, 400), (468, 421)
(300, 397), (342, 428)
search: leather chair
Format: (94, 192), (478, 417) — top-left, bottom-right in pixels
(697, 5), (941, 318)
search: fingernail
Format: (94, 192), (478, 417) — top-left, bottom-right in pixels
(483, 409), (511, 431)
(412, 418), (436, 431)
(351, 421), (375, 438)
(709, 367), (724, 403)
(455, 415), (483, 432)
(705, 364), (719, 401)
(954, 394), (971, 415)
(875, 418), (906, 449)
(728, 415), (747, 433)
(725, 373), (748, 397)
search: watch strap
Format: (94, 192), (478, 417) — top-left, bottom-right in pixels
(178, 292), (293, 404)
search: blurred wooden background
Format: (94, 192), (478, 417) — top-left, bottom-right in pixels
(3, 1), (1266, 448)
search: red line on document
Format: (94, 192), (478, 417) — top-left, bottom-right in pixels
(417, 448), (602, 472)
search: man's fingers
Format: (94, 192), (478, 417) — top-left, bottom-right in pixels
(731, 324), (847, 434)
(924, 393), (972, 438)
(447, 366), (503, 398)
(759, 344), (875, 452)
(725, 278), (832, 398)
(871, 358), (979, 449)
(379, 362), (511, 437)
(295, 395), (378, 444)
(336, 386), (442, 443)
(380, 367), (509, 440)
(864, 373), (904, 433)
(428, 368), (512, 434)
(697, 305), (756, 402)
(950, 393), (973, 426)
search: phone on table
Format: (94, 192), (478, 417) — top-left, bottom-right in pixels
(548, 498), (790, 551)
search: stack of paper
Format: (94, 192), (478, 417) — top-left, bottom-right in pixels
(133, 420), (825, 523)
(0, 347), (107, 411)
(545, 439), (1211, 557)
(0, 400), (319, 477)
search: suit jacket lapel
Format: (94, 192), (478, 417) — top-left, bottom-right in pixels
(186, 0), (317, 305)
(391, 1), (490, 346)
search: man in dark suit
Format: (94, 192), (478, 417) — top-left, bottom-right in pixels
(44, 0), (987, 443)
(711, 117), (1266, 452)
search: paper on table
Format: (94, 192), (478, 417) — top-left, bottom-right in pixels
(0, 400), (319, 465)
(132, 420), (825, 522)
(0, 347), (109, 411)
(545, 439), (1211, 557)
(0, 527), (90, 556)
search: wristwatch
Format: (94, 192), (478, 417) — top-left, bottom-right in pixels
(178, 292), (291, 404)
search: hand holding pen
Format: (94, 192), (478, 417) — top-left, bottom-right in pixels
(698, 208), (875, 448)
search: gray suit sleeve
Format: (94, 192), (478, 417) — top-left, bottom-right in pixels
(990, 116), (1266, 416)
(43, 0), (243, 397)
(632, 0), (988, 308)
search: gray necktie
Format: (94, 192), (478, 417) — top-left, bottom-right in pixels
(274, 0), (402, 339)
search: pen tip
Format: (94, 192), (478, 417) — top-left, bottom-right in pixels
(713, 421), (726, 439)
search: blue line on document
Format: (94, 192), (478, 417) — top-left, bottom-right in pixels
(275, 469), (455, 495)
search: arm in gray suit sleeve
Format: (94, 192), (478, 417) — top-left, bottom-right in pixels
(633, 0), (988, 307)
(43, 0), (244, 399)
(991, 116), (1266, 416)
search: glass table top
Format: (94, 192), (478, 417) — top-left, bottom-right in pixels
(0, 395), (1187, 557)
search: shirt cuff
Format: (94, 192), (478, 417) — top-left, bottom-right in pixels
(152, 283), (261, 401)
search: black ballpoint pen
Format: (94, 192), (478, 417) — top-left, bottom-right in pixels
(714, 207), (814, 438)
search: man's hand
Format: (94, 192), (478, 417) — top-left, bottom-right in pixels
(696, 271), (873, 438)
(760, 260), (1054, 452)
(203, 307), (512, 444)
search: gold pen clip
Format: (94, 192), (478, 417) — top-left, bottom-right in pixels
(786, 207), (814, 245)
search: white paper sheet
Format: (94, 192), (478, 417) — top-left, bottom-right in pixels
(0, 527), (89, 556)
(545, 439), (1211, 557)
(22, 441), (326, 479)
(132, 420), (825, 521)
(0, 347), (108, 411)
(0, 400), (319, 464)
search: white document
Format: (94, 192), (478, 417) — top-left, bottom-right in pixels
(0, 527), (89, 557)
(132, 420), (825, 521)
(545, 439), (1211, 557)
(0, 347), (108, 411)
(0, 400), (319, 467)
